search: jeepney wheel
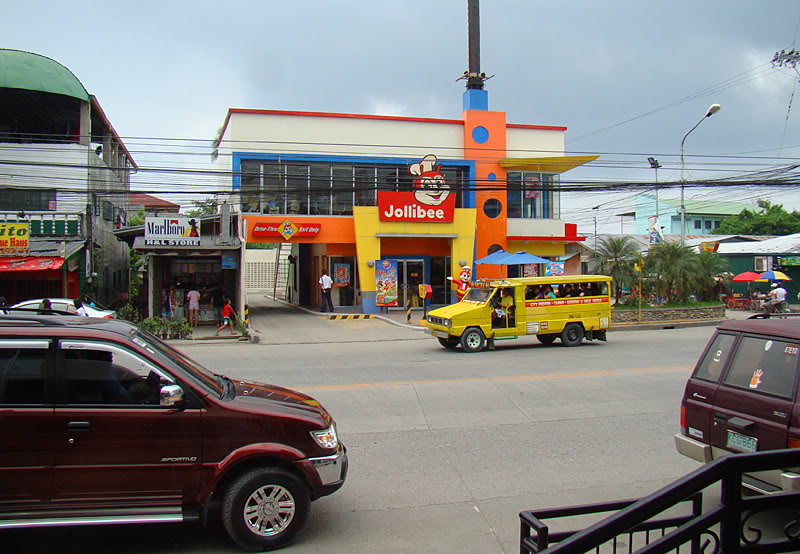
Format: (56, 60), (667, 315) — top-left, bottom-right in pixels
(460, 327), (485, 353)
(536, 334), (557, 345)
(560, 323), (585, 347)
(438, 337), (459, 349)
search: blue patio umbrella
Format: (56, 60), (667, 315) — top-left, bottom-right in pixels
(475, 250), (550, 265)
(474, 249), (511, 265)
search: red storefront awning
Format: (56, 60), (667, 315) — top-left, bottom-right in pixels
(0, 257), (65, 271)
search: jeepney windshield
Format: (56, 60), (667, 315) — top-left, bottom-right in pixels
(463, 287), (494, 304)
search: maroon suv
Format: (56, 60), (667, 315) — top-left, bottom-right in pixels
(0, 315), (347, 550)
(675, 315), (800, 494)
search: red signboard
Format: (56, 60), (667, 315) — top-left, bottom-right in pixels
(378, 191), (455, 222)
(251, 220), (321, 241)
(0, 257), (64, 272)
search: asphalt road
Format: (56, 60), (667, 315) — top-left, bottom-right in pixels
(5, 307), (725, 553)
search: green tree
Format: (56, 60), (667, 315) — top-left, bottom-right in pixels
(590, 236), (640, 302)
(128, 209), (145, 226)
(713, 200), (800, 235)
(646, 242), (698, 303)
(691, 251), (729, 301)
(183, 198), (218, 217)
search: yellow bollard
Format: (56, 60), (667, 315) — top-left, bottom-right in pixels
(406, 300), (412, 323)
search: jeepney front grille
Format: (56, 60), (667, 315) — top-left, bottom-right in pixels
(428, 316), (448, 327)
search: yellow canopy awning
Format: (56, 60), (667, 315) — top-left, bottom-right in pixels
(498, 155), (598, 173)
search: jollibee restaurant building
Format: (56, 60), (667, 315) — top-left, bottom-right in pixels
(215, 93), (594, 314)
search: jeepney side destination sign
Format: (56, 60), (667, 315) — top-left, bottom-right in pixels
(144, 217), (201, 246)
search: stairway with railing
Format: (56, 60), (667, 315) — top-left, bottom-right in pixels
(244, 243), (292, 301)
(520, 448), (800, 553)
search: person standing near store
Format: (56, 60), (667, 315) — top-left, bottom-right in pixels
(319, 269), (334, 313)
(186, 286), (201, 328)
(212, 288), (225, 326)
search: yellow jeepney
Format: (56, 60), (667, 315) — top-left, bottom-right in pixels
(425, 275), (612, 352)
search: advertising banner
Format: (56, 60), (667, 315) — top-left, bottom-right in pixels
(375, 259), (398, 307)
(144, 217), (201, 246)
(0, 222), (29, 256)
(545, 261), (565, 276)
(251, 220), (321, 241)
(333, 263), (350, 287)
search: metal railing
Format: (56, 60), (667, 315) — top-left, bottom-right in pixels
(520, 448), (800, 553)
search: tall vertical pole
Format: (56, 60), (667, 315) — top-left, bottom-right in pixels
(467, 0), (484, 90)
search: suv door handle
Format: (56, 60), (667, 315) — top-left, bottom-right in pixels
(713, 413), (728, 422)
(67, 421), (90, 431)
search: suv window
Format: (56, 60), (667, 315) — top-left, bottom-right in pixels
(694, 332), (737, 382)
(61, 341), (172, 406)
(0, 340), (50, 405)
(722, 336), (800, 398)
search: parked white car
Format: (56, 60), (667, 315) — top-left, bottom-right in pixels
(9, 298), (116, 318)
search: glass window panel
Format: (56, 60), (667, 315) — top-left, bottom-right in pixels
(507, 172), (522, 218)
(63, 345), (166, 406)
(0, 346), (47, 405)
(286, 164), (308, 214)
(441, 168), (463, 208)
(240, 160), (261, 213)
(541, 174), (554, 218)
(309, 164), (331, 215)
(263, 162), (284, 214)
(398, 166), (414, 192)
(354, 166), (376, 206)
(723, 336), (800, 398)
(332, 167), (354, 215)
(694, 333), (736, 383)
(522, 173), (539, 219)
(377, 167), (398, 192)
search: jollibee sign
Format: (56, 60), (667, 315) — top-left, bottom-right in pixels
(378, 154), (455, 222)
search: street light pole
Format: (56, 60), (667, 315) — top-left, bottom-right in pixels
(680, 104), (721, 243)
(647, 156), (661, 226)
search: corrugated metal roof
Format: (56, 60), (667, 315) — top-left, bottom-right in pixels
(717, 233), (800, 255)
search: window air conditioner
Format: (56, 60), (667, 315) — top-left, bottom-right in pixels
(754, 257), (768, 272)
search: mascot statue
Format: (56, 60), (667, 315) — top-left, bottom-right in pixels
(447, 265), (472, 302)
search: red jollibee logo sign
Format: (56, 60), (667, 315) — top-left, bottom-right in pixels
(378, 154), (455, 222)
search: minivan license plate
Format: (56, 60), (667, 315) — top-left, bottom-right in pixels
(727, 430), (758, 453)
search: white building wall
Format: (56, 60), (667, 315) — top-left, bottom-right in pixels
(0, 143), (90, 212)
(222, 112), (465, 160)
(505, 127), (565, 157)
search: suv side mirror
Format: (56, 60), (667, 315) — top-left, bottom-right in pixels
(160, 384), (184, 407)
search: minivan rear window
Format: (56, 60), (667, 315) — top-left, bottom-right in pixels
(694, 332), (736, 383)
(723, 336), (800, 399)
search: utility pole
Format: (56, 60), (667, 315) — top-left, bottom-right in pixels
(647, 157), (661, 220)
(772, 48), (800, 69)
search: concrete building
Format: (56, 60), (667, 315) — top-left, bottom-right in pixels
(0, 49), (135, 305)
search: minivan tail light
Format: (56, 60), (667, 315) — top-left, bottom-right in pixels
(788, 438), (800, 449)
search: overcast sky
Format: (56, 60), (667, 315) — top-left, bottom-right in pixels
(4, 0), (800, 233)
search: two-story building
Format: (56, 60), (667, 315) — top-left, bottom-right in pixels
(214, 87), (595, 313)
(0, 49), (135, 305)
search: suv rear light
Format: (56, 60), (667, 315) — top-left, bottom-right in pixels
(789, 438), (800, 449)
(680, 405), (686, 434)
(103, 314), (114, 319)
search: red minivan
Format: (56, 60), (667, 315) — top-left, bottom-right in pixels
(675, 316), (800, 494)
(0, 315), (347, 550)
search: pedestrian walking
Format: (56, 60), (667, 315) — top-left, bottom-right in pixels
(186, 286), (201, 327)
(319, 269), (334, 312)
(216, 298), (237, 336)
(212, 288), (225, 325)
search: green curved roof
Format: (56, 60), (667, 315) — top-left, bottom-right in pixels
(0, 49), (89, 101)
